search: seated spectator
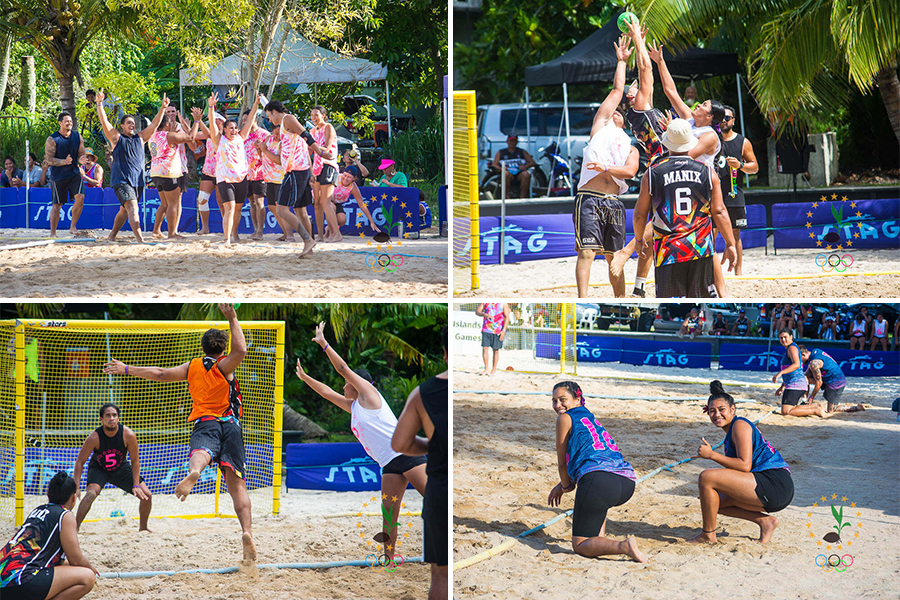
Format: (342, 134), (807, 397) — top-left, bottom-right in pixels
(870, 313), (888, 351)
(819, 315), (838, 341)
(731, 309), (751, 336)
(756, 304), (772, 337)
(342, 149), (368, 187)
(711, 312), (729, 336)
(678, 308), (702, 339)
(773, 302), (797, 336)
(78, 148), (103, 188)
(799, 305), (817, 339)
(1, 156), (24, 188)
(848, 312), (868, 349)
(376, 158), (407, 188)
(893, 317), (900, 352)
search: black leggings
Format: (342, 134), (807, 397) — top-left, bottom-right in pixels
(572, 470), (635, 537)
(216, 179), (249, 205)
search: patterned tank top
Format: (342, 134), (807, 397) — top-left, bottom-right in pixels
(723, 416), (789, 473)
(333, 180), (353, 203)
(806, 348), (846, 389)
(481, 303), (505, 334)
(149, 130), (182, 178)
(84, 164), (100, 188)
(260, 132), (285, 184)
(564, 406), (635, 483)
(781, 342), (806, 390)
(312, 124), (338, 176)
(215, 134), (249, 184)
(202, 138), (218, 177)
(647, 155), (714, 266)
(280, 126), (310, 172)
(244, 128), (268, 181)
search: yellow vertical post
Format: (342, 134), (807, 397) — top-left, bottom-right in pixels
(14, 322), (25, 526)
(559, 304), (567, 374)
(571, 303), (578, 376)
(465, 92), (480, 290)
(272, 324), (285, 516)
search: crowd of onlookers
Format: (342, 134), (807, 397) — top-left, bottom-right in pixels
(680, 303), (897, 350)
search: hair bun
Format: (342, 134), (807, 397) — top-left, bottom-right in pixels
(709, 380), (725, 395)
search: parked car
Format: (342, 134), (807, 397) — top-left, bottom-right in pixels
(575, 303), (655, 332)
(476, 102), (601, 197)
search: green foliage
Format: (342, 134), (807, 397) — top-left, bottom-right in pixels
(79, 71), (160, 124)
(0, 106), (56, 171)
(380, 111), (444, 200)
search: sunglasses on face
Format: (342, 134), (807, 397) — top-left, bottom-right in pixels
(723, 116), (734, 121)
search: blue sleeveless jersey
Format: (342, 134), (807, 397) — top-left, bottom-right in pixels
(781, 342), (806, 390)
(807, 348), (846, 389)
(723, 416), (789, 472)
(564, 406), (635, 483)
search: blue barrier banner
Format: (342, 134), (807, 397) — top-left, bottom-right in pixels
(772, 198), (899, 249)
(576, 335), (623, 363)
(286, 442), (382, 492)
(621, 339), (711, 368)
(719, 343), (785, 372)
(715, 204), (766, 252)
(0, 443), (272, 496)
(439, 185), (447, 236)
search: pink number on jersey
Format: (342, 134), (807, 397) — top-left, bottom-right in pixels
(580, 417), (605, 451)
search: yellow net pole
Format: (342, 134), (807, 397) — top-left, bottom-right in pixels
(272, 323), (285, 517)
(452, 90), (480, 292)
(14, 321), (25, 527)
(560, 304), (567, 375)
(464, 92), (480, 290)
(15, 319), (283, 330)
(571, 303), (578, 377)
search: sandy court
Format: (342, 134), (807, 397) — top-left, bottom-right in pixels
(0, 488), (428, 599)
(0, 229), (448, 298)
(454, 244), (900, 297)
(453, 367), (900, 599)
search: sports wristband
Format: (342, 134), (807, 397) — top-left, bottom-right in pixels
(322, 343), (329, 352)
(125, 365), (128, 375)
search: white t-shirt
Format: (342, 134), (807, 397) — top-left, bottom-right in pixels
(688, 118), (721, 170)
(350, 390), (402, 468)
(578, 123), (631, 195)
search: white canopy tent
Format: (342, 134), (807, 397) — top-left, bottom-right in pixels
(178, 30), (392, 135)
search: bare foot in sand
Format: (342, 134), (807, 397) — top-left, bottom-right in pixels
(174, 471), (200, 501)
(138, 527), (153, 533)
(151, 231), (165, 239)
(622, 537), (648, 563)
(687, 531), (717, 544)
(300, 239), (316, 257)
(758, 516), (778, 543)
(242, 532), (257, 562)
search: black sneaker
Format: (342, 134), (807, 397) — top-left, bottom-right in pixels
(631, 287), (646, 298)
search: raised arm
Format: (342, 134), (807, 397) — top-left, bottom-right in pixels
(239, 93), (262, 141)
(73, 432), (99, 501)
(102, 358), (190, 382)
(649, 42), (692, 120)
(295, 359), (354, 413)
(312, 322), (380, 406)
(141, 94), (169, 143)
(391, 386), (431, 456)
(626, 20), (653, 111)
(355, 156), (369, 177)
(590, 35), (633, 137)
(94, 91), (120, 146)
(207, 92), (221, 148)
(215, 303), (247, 377)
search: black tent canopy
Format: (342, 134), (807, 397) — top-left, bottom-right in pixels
(520, 16), (746, 193)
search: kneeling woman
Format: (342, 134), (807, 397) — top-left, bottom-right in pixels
(547, 382), (645, 562)
(296, 322), (427, 563)
(691, 380), (793, 544)
(0, 471), (99, 600)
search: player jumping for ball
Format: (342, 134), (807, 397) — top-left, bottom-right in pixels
(73, 402), (153, 531)
(102, 303), (257, 562)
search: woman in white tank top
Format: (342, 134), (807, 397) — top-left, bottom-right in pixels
(849, 314), (868, 350)
(870, 314), (888, 351)
(295, 322), (427, 564)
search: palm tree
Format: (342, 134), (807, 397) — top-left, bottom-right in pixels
(630, 0), (900, 141)
(0, 0), (145, 124)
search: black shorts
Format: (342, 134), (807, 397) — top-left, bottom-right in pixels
(823, 385), (845, 405)
(655, 256), (717, 298)
(190, 417), (246, 479)
(316, 164), (338, 185)
(381, 454), (427, 476)
(278, 169), (313, 208)
(333, 202), (345, 215)
(753, 468), (793, 513)
(571, 470), (635, 538)
(179, 174), (187, 192)
(152, 176), (180, 193)
(86, 463), (144, 494)
(573, 190), (625, 255)
(50, 175), (82, 205)
(726, 205), (747, 230)
(422, 480), (447, 566)
(200, 172), (217, 183)
(481, 331), (502, 350)
(1, 566), (54, 600)
(781, 388), (807, 406)
(266, 183), (281, 207)
(216, 179), (249, 205)
(113, 183), (142, 205)
(248, 179), (266, 197)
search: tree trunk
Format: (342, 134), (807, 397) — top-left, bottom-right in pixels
(0, 32), (12, 111)
(21, 56), (36, 113)
(876, 64), (900, 144)
(55, 68), (78, 128)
